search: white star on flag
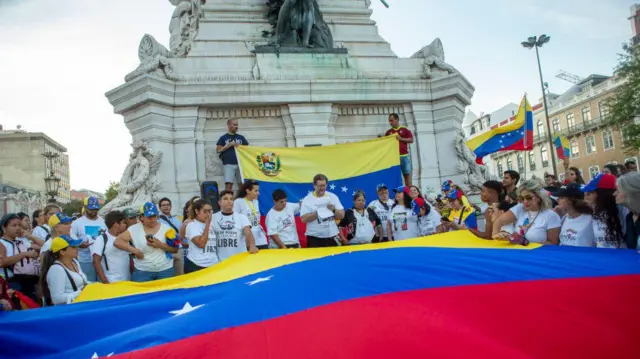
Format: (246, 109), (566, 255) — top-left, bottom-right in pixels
(501, 145), (505, 148)
(341, 186), (348, 193)
(507, 133), (512, 136)
(352, 191), (356, 196)
(520, 131), (524, 135)
(246, 275), (273, 286)
(307, 190), (312, 195)
(501, 135), (505, 138)
(499, 139), (503, 143)
(169, 302), (205, 316)
(329, 184), (336, 190)
(91, 353), (114, 358)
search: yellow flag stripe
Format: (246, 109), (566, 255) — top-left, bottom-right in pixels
(237, 136), (400, 183)
(75, 232), (540, 303)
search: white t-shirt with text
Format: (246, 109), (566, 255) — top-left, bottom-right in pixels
(212, 212), (251, 261)
(592, 217), (627, 249)
(185, 220), (219, 268)
(509, 204), (562, 244)
(234, 198), (268, 247)
(559, 214), (596, 247)
(90, 232), (131, 283)
(300, 192), (344, 238)
(390, 205), (420, 241)
(368, 199), (394, 238)
(72, 216), (107, 263)
(266, 203), (300, 247)
(418, 204), (441, 236)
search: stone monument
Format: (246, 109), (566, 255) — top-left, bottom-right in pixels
(106, 0), (477, 207)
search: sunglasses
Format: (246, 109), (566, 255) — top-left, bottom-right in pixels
(517, 194), (535, 202)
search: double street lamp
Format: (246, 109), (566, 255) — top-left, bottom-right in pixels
(42, 151), (60, 203)
(521, 34), (558, 179)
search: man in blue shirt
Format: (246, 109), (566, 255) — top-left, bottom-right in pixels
(216, 119), (249, 192)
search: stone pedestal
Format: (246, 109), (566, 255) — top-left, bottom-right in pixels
(106, 0), (475, 207)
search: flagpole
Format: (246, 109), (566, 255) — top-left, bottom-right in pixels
(523, 95), (528, 181)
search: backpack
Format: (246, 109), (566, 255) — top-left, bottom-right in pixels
(100, 233), (110, 271)
(1, 238), (19, 279)
(38, 225), (51, 241)
(12, 239), (40, 276)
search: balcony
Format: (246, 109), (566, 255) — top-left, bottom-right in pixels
(561, 116), (613, 138)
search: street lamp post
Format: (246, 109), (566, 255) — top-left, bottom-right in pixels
(42, 151), (60, 203)
(522, 34), (558, 179)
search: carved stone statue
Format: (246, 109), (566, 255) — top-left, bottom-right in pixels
(7, 191), (47, 216)
(272, 0), (334, 48)
(453, 128), (497, 194)
(411, 38), (456, 79)
(125, 34), (178, 82)
(169, 0), (206, 57)
(99, 141), (163, 215)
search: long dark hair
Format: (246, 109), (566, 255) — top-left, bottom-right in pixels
(38, 250), (60, 306)
(32, 210), (42, 229)
(0, 213), (20, 238)
(566, 198), (593, 215)
(569, 167), (585, 185)
(592, 189), (623, 246)
(392, 192), (412, 210)
(236, 179), (258, 199)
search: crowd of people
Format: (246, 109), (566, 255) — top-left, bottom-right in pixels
(1, 115), (639, 311)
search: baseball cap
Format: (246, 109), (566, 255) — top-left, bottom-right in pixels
(442, 180), (453, 192)
(123, 208), (139, 219)
(553, 182), (584, 199)
(140, 202), (159, 217)
(84, 196), (101, 210)
(48, 212), (76, 227)
(446, 189), (463, 200)
(50, 235), (83, 253)
(580, 173), (617, 193)
(376, 183), (388, 192)
(411, 197), (426, 215)
(393, 186), (411, 196)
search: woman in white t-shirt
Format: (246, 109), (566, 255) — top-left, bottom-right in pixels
(412, 197), (441, 236)
(493, 179), (561, 244)
(40, 235), (87, 306)
(234, 180), (269, 249)
(582, 173), (626, 248)
(338, 191), (382, 245)
(554, 183), (596, 247)
(368, 184), (394, 242)
(185, 199), (218, 273)
(389, 186), (420, 241)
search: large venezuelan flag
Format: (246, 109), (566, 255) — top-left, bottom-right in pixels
(235, 136), (404, 245)
(466, 96), (534, 164)
(2, 233), (639, 359)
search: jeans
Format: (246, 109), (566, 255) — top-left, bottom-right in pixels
(400, 155), (412, 175)
(80, 261), (97, 282)
(132, 267), (175, 282)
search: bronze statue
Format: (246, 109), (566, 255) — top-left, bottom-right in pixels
(272, 0), (334, 48)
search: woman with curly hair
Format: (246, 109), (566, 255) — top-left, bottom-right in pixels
(581, 174), (625, 248)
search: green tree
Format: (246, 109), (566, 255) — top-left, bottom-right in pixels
(605, 43), (640, 152)
(104, 181), (119, 204)
(62, 199), (84, 216)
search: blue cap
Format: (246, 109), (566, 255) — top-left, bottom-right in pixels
(376, 183), (388, 192)
(393, 186), (410, 195)
(48, 212), (77, 227)
(85, 196), (101, 210)
(442, 180), (453, 192)
(50, 235), (83, 253)
(140, 202), (159, 217)
(446, 189), (463, 200)
(580, 173), (617, 193)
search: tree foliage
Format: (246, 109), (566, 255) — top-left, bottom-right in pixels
(62, 199), (84, 216)
(261, 0), (284, 38)
(605, 43), (640, 153)
(104, 181), (119, 204)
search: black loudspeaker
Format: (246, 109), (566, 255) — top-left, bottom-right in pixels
(201, 181), (220, 212)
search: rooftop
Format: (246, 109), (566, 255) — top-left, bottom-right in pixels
(0, 128), (67, 152)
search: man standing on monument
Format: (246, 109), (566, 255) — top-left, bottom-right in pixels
(385, 113), (414, 187)
(216, 119), (249, 192)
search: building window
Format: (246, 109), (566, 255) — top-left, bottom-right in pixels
(537, 120), (545, 135)
(602, 130), (614, 150)
(470, 126), (476, 135)
(528, 151), (536, 170)
(570, 139), (579, 158)
(541, 145), (549, 167)
(507, 157), (513, 170)
(484, 119), (490, 129)
(517, 153), (524, 173)
(581, 107), (591, 123)
(625, 157), (638, 171)
(585, 135), (597, 154)
(566, 113), (575, 129)
(552, 118), (560, 133)
(478, 121), (483, 131)
(589, 165), (600, 180)
(497, 161), (503, 175)
(598, 101), (609, 119)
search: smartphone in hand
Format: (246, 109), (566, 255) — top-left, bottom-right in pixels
(508, 233), (529, 246)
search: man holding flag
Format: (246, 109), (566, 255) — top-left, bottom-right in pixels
(465, 96), (534, 165)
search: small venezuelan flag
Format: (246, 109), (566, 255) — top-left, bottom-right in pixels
(465, 96), (534, 164)
(554, 133), (571, 160)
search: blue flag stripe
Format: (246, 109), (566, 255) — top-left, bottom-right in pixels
(2, 246), (640, 359)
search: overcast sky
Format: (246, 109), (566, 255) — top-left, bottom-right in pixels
(0, 0), (635, 193)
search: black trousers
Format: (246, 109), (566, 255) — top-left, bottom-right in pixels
(372, 236), (391, 243)
(256, 244), (269, 250)
(306, 236), (339, 248)
(285, 243), (300, 248)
